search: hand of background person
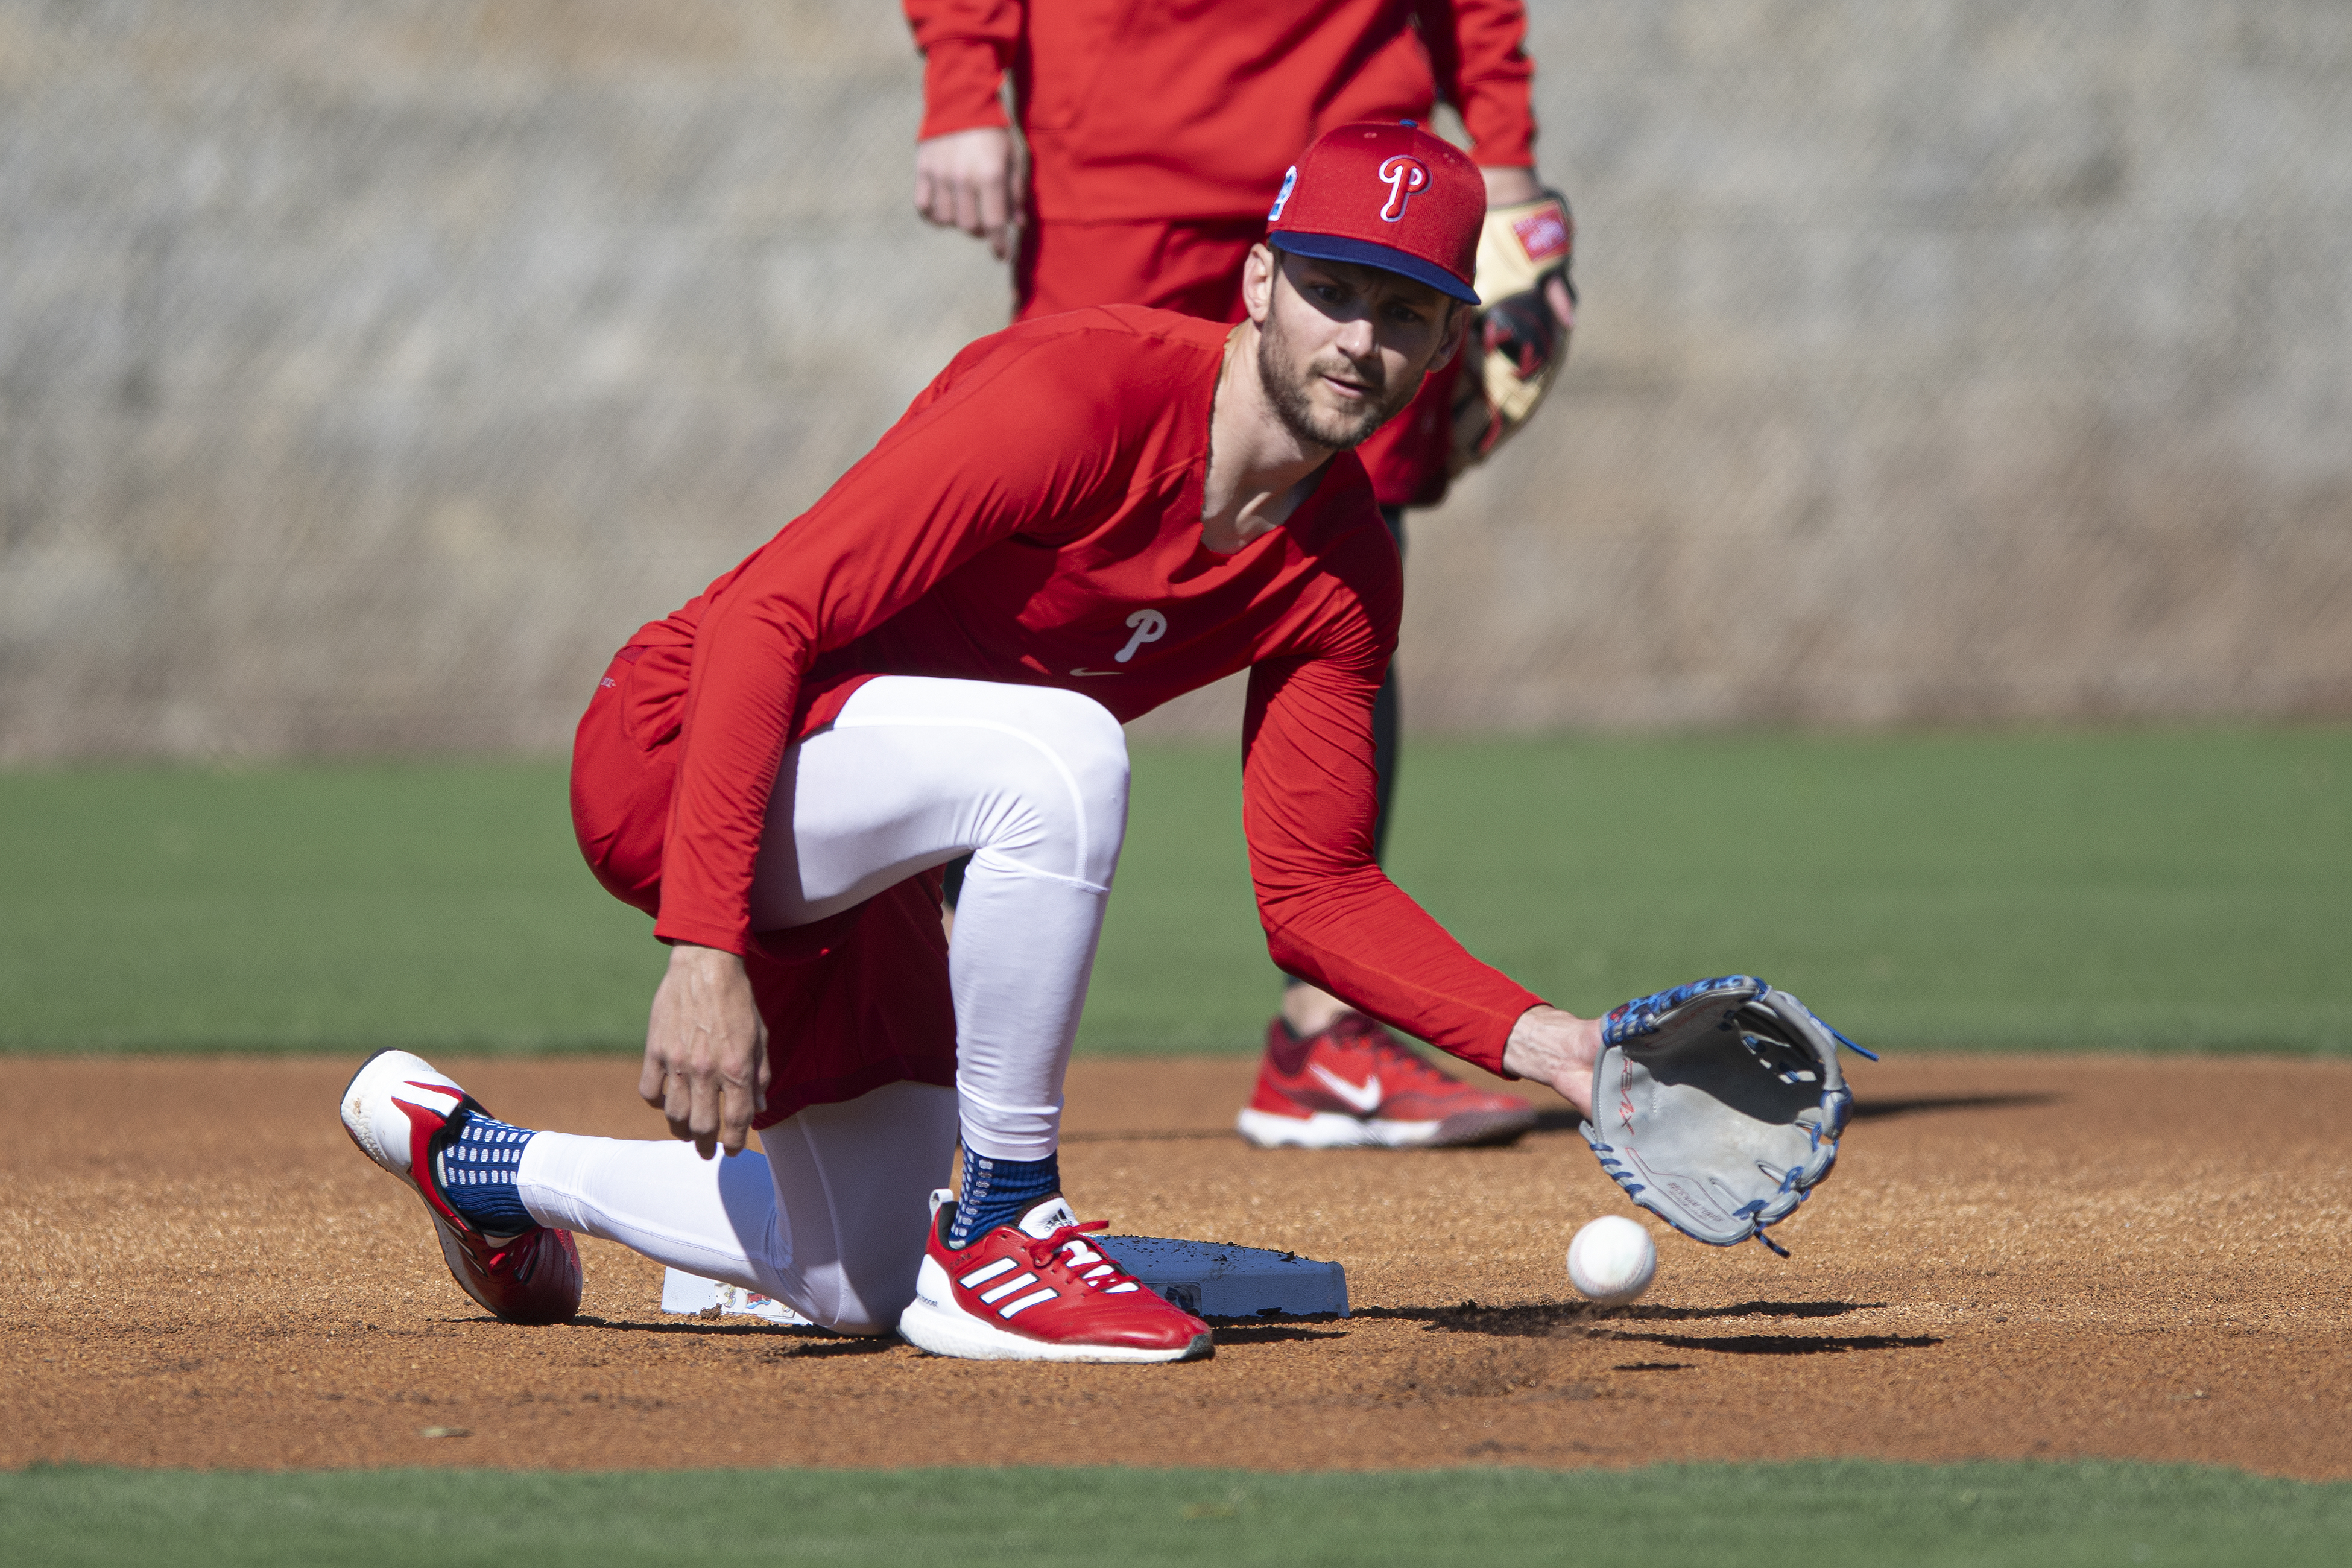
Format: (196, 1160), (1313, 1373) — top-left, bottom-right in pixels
(640, 943), (771, 1159)
(1500, 1004), (1602, 1118)
(1480, 165), (1577, 332)
(914, 127), (1023, 259)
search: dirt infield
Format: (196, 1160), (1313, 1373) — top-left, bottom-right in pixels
(4, 1054), (2347, 1477)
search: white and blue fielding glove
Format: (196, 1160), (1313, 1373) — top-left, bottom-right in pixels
(1579, 976), (1870, 1256)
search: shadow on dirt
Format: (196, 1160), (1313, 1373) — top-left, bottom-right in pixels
(749, 1338), (902, 1359)
(1620, 1299), (1889, 1321)
(1596, 1329), (1943, 1356)
(1208, 1322), (1351, 1344)
(556, 1315), (897, 1356)
(1356, 1300), (1889, 1338)
(562, 1315), (808, 1336)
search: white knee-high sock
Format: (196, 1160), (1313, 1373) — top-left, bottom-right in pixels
(517, 1133), (790, 1301)
(947, 850), (1108, 1160)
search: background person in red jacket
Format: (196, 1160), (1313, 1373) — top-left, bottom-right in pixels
(904, 0), (1576, 1149)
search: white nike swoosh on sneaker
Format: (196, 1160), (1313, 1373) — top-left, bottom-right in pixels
(1307, 1063), (1383, 1114)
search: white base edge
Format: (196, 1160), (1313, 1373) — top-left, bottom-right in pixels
(657, 1268), (817, 1328)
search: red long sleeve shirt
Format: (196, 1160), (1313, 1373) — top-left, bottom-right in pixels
(904, 0), (1538, 223)
(622, 307), (1541, 1072)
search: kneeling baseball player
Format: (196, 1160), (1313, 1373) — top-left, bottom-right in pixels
(340, 123), (1859, 1364)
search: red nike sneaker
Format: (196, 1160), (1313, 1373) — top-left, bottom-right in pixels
(1234, 1010), (1538, 1149)
(898, 1193), (1214, 1363)
(338, 1049), (583, 1325)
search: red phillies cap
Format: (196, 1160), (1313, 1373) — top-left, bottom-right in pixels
(1265, 121), (1485, 303)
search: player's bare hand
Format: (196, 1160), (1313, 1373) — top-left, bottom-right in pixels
(1500, 1005), (1602, 1119)
(914, 127), (1022, 259)
(1480, 164), (1544, 206)
(640, 943), (770, 1159)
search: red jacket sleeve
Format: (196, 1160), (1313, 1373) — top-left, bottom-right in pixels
(1239, 554), (1544, 1074)
(1417, 0), (1537, 168)
(904, 0), (1021, 139)
(654, 334), (1126, 955)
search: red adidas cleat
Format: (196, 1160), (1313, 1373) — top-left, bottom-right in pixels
(898, 1193), (1213, 1363)
(1235, 1010), (1537, 1149)
(338, 1049), (583, 1326)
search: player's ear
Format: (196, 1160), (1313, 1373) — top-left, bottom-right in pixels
(1242, 244), (1279, 327)
(1427, 298), (1474, 373)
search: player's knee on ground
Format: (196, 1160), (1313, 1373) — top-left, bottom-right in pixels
(753, 1083), (957, 1336)
(790, 1266), (916, 1339)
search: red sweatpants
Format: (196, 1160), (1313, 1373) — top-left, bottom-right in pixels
(568, 643), (959, 1127)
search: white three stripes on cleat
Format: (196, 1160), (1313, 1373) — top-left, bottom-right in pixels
(960, 1257), (1060, 1317)
(955, 1239), (1148, 1318)
(978, 1272), (1040, 1305)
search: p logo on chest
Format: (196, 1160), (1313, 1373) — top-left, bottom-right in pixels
(1068, 608), (1171, 678)
(1115, 608), (1168, 663)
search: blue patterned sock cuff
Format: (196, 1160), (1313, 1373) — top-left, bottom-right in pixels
(435, 1111), (538, 1236)
(949, 1150), (1061, 1247)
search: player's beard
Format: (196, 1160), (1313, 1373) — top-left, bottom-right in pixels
(1255, 306), (1418, 452)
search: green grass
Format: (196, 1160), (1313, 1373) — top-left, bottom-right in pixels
(0, 728), (2344, 1053)
(5, 1461), (2349, 1567)
(0, 765), (665, 1051)
(1087, 726), (2352, 1052)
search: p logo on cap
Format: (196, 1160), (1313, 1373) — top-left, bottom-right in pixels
(1265, 122), (1484, 303)
(1377, 155), (1429, 221)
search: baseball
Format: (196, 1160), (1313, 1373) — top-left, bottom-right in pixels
(1566, 1215), (1657, 1306)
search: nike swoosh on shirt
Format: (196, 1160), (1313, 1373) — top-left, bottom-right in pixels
(1307, 1063), (1383, 1114)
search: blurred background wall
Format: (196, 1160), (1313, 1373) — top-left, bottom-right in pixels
(2, 0), (2346, 760)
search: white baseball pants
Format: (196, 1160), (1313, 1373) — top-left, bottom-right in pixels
(514, 675), (1131, 1332)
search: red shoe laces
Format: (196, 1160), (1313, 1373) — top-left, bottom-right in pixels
(1024, 1219), (1140, 1292)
